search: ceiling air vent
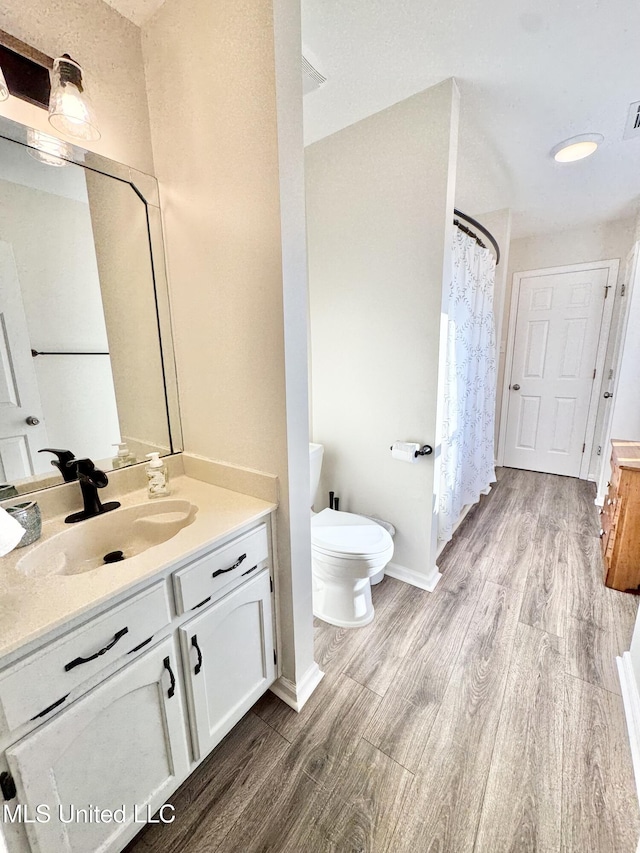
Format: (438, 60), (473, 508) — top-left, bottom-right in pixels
(623, 101), (640, 140)
(302, 54), (326, 96)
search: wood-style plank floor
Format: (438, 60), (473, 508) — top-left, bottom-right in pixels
(126, 468), (640, 853)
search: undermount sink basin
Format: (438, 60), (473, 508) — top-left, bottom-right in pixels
(16, 500), (198, 578)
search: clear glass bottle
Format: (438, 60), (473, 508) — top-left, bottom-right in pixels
(145, 452), (170, 498)
(112, 442), (137, 468)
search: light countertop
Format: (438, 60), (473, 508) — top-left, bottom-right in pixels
(0, 476), (275, 665)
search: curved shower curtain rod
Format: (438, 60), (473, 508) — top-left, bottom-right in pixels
(453, 208), (501, 266)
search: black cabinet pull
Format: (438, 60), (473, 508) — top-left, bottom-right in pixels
(242, 565), (258, 577)
(212, 553), (246, 578)
(163, 656), (176, 698)
(31, 693), (70, 720)
(64, 627), (129, 672)
(0, 772), (16, 801)
(191, 635), (203, 675)
(127, 635), (154, 655)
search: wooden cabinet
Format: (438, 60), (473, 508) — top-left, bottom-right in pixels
(601, 440), (640, 592)
(180, 569), (275, 760)
(5, 636), (190, 853)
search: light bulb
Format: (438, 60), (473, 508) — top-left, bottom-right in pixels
(48, 55), (100, 141)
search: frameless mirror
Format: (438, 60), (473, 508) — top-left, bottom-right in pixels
(0, 116), (181, 495)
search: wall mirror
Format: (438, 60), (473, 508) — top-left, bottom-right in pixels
(0, 114), (181, 495)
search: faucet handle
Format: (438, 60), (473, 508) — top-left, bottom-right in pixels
(70, 458), (109, 489)
(39, 449), (77, 482)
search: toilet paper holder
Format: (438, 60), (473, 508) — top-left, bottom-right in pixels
(389, 443), (433, 458)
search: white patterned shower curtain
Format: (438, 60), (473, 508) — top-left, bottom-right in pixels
(438, 228), (497, 544)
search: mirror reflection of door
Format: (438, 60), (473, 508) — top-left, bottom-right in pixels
(0, 241), (49, 480)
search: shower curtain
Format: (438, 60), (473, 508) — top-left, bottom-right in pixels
(438, 227), (497, 544)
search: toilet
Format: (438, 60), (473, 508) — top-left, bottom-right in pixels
(309, 443), (394, 628)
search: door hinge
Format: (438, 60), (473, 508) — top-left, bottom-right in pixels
(269, 576), (273, 594)
(609, 368), (614, 380)
(582, 443), (586, 453)
(622, 283), (626, 296)
(593, 368), (596, 379)
(605, 285), (611, 299)
(0, 771), (16, 801)
(273, 649), (277, 666)
(597, 445), (602, 456)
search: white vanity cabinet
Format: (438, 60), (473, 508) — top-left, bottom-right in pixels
(5, 636), (190, 853)
(179, 569), (276, 759)
(0, 513), (278, 853)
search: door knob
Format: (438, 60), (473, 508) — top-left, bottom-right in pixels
(25, 416), (40, 426)
(603, 392), (613, 399)
(511, 384), (521, 391)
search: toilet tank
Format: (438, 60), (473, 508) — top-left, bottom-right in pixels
(309, 443), (324, 508)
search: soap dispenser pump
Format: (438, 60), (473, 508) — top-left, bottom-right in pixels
(112, 442), (136, 468)
(145, 452), (170, 498)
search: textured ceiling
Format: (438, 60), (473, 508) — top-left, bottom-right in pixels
(101, 0), (166, 27)
(301, 0), (640, 239)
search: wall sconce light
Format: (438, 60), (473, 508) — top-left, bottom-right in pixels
(48, 54), (100, 141)
(26, 128), (71, 167)
(0, 31), (101, 142)
(0, 65), (8, 102)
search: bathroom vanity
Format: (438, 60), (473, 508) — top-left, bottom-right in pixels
(0, 475), (277, 853)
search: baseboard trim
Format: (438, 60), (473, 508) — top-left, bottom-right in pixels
(385, 561), (442, 592)
(617, 652), (640, 808)
(269, 662), (324, 712)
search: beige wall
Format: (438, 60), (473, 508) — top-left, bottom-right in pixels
(500, 217), (635, 479)
(142, 0), (316, 692)
(307, 79), (460, 589)
(0, 0), (154, 173)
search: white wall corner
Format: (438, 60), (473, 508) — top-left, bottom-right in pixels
(385, 561), (442, 592)
(617, 652), (640, 809)
(270, 663), (324, 712)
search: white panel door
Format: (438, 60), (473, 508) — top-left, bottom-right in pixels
(503, 266), (609, 476)
(180, 570), (276, 760)
(5, 636), (190, 853)
(0, 240), (49, 481)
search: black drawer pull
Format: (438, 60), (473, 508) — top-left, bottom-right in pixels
(191, 635), (203, 675)
(212, 553), (246, 578)
(191, 596), (212, 611)
(163, 656), (176, 698)
(64, 627), (129, 672)
(31, 693), (70, 720)
(127, 635), (154, 655)
(242, 565), (258, 577)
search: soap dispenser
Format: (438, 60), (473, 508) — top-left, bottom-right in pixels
(112, 442), (136, 469)
(145, 452), (170, 498)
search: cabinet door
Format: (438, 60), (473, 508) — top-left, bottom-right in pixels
(180, 570), (276, 759)
(6, 636), (190, 853)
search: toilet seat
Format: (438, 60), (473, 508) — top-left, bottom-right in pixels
(311, 509), (392, 558)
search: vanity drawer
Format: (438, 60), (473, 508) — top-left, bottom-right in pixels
(173, 523), (269, 614)
(0, 582), (170, 731)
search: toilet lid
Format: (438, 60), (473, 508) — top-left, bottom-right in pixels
(311, 509), (393, 558)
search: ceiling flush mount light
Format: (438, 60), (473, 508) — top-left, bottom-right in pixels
(26, 128), (71, 167)
(551, 133), (604, 163)
(48, 54), (100, 141)
(0, 64), (8, 101)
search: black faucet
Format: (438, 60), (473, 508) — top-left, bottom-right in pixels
(39, 449), (78, 482)
(64, 459), (121, 524)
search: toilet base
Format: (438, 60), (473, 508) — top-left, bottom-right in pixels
(313, 573), (375, 628)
